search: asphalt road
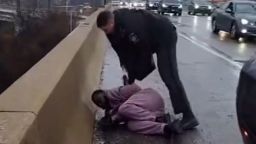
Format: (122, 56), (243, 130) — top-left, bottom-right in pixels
(93, 11), (247, 144)
(169, 12), (256, 63)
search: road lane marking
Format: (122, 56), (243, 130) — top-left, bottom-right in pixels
(178, 32), (243, 70)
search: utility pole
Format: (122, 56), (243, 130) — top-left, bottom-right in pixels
(16, 0), (21, 16)
(66, 0), (69, 12)
(48, 0), (51, 10)
(15, 0), (22, 34)
(37, 0), (39, 9)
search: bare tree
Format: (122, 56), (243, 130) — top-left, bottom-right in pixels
(16, 0), (21, 16)
(48, 0), (51, 10)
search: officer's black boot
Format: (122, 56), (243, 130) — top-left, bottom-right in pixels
(181, 112), (199, 130)
(164, 119), (183, 135)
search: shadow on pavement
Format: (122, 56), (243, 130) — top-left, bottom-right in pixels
(93, 120), (171, 144)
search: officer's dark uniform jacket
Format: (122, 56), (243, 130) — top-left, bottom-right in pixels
(107, 9), (176, 83)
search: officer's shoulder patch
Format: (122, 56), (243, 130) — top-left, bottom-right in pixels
(128, 33), (140, 44)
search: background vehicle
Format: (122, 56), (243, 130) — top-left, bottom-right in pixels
(157, 0), (183, 16)
(237, 57), (256, 144)
(212, 1), (225, 8)
(120, 0), (130, 6)
(211, 1), (256, 40)
(146, 0), (160, 10)
(112, 0), (121, 6)
(131, 0), (146, 7)
(188, 0), (213, 15)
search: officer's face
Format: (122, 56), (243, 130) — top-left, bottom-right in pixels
(101, 18), (115, 34)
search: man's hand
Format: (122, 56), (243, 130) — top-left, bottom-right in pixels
(98, 115), (113, 130)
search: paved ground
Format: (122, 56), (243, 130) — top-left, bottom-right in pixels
(169, 13), (256, 63)
(93, 12), (249, 144)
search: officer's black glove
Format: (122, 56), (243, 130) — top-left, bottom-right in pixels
(122, 75), (129, 85)
(128, 77), (135, 84)
(128, 80), (135, 84)
(123, 75), (135, 85)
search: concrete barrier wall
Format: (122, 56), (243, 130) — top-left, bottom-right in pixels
(0, 7), (109, 144)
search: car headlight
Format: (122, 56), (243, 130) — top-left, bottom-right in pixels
(208, 5), (212, 9)
(241, 19), (249, 25)
(162, 4), (167, 7)
(79, 9), (83, 14)
(179, 4), (182, 9)
(241, 29), (247, 33)
(250, 22), (255, 26)
(149, 3), (153, 7)
(133, 2), (138, 6)
(194, 4), (199, 9)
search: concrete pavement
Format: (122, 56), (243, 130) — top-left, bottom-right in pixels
(93, 29), (243, 143)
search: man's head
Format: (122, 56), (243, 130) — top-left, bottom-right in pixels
(91, 90), (110, 110)
(97, 10), (115, 34)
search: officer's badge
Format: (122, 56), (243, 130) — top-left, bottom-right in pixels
(128, 33), (140, 44)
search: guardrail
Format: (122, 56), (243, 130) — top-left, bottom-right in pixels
(0, 5), (110, 144)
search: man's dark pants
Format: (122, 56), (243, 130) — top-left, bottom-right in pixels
(156, 28), (192, 115)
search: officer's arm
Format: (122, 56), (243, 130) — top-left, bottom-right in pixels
(114, 9), (151, 82)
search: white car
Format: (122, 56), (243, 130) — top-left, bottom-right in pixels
(120, 1), (129, 6)
(112, 0), (121, 6)
(120, 1), (130, 7)
(131, 0), (146, 7)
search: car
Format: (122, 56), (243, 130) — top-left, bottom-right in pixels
(120, 1), (129, 6)
(112, 0), (121, 6)
(212, 1), (226, 11)
(131, 0), (146, 7)
(146, 0), (160, 11)
(188, 0), (213, 15)
(237, 56), (256, 144)
(157, 0), (183, 16)
(211, 1), (256, 39)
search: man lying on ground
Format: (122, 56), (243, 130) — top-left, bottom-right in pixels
(91, 83), (183, 136)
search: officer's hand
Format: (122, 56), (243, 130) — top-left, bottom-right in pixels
(122, 75), (129, 85)
(128, 78), (135, 85)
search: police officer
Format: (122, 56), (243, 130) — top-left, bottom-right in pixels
(96, 8), (199, 130)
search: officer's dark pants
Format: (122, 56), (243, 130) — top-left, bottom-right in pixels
(156, 28), (193, 115)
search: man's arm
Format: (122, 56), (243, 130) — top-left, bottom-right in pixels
(99, 107), (122, 129)
(100, 84), (142, 128)
(104, 84), (141, 108)
(119, 83), (142, 100)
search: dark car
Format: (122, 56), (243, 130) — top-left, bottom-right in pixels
(211, 1), (256, 39)
(146, 0), (160, 11)
(157, 0), (183, 16)
(188, 0), (213, 15)
(237, 56), (256, 144)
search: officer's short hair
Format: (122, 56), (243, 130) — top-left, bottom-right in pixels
(97, 10), (113, 28)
